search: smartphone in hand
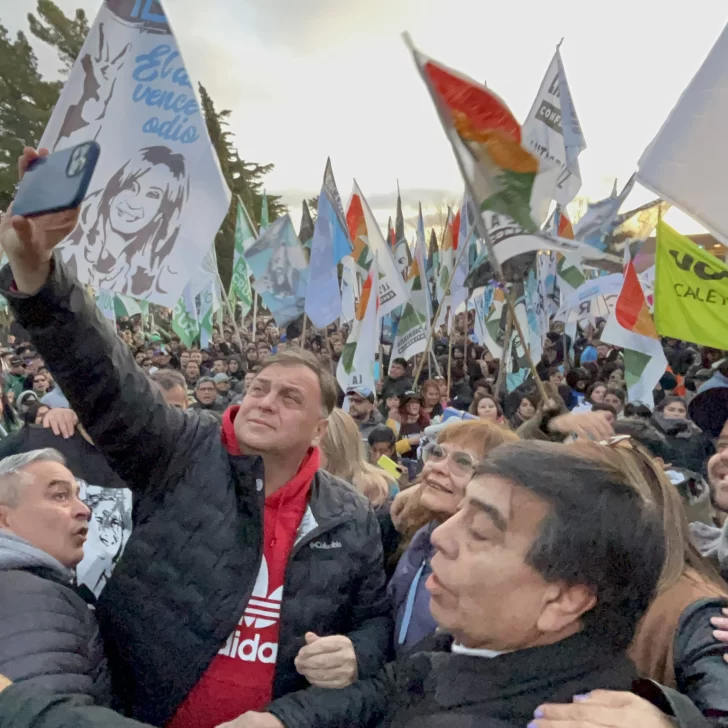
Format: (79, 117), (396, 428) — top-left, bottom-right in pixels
(378, 455), (404, 478)
(12, 142), (100, 218)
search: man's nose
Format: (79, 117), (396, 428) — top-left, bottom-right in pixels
(431, 513), (460, 558)
(75, 498), (91, 521)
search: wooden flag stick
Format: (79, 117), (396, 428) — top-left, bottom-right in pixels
(412, 221), (475, 385)
(218, 276), (245, 355)
(446, 326), (453, 396)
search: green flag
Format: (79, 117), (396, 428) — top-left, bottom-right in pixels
(199, 282), (221, 349)
(114, 294), (142, 319)
(172, 284), (199, 348)
(260, 191), (270, 231)
(654, 221), (728, 350)
(230, 198), (255, 316)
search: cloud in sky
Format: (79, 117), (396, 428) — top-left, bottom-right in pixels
(9, 0), (728, 235)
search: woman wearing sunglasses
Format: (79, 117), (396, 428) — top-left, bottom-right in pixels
(388, 420), (518, 656)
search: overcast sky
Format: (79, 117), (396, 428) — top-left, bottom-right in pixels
(6, 0), (727, 234)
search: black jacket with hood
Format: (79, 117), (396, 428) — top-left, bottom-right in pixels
(0, 257), (391, 726)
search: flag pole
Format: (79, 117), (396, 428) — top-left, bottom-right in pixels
(218, 275), (245, 355)
(494, 307), (513, 396)
(463, 301), (469, 374)
(251, 294), (258, 343)
(412, 221), (475, 384)
(403, 32), (547, 402)
(300, 315), (308, 349)
(446, 324), (453, 396)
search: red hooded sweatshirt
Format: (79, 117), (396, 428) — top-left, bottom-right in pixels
(168, 406), (319, 728)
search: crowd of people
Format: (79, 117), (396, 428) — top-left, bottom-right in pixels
(1, 147), (728, 728)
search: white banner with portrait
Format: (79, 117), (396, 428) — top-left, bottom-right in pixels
(39, 0), (230, 306)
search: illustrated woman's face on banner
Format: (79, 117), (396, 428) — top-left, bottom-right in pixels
(109, 165), (174, 236)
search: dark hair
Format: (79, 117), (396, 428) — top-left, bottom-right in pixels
(586, 381), (608, 403)
(624, 402), (652, 419)
(0, 391), (18, 432)
(613, 420), (672, 461)
(591, 402), (617, 418)
(654, 395), (688, 415)
(473, 441), (664, 649)
(392, 357), (408, 369)
(604, 388), (626, 408)
(566, 368), (590, 391)
(23, 401), (49, 426)
(469, 392), (503, 418)
(367, 426), (396, 447)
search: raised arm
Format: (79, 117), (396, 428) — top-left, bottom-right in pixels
(0, 148), (198, 491)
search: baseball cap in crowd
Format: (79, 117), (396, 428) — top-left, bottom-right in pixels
(401, 390), (420, 403)
(346, 386), (374, 403)
(213, 373), (231, 384)
(9, 356), (24, 367)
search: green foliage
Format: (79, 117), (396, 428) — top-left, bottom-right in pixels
(307, 195), (319, 222)
(0, 24), (61, 210)
(199, 83), (284, 288)
(27, 0), (88, 71)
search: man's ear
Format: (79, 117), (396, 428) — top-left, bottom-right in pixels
(0, 505), (10, 529)
(311, 417), (329, 448)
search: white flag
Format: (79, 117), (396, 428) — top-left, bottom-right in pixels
(637, 23), (728, 243)
(40, 0), (231, 305)
(347, 182), (409, 318)
(340, 256), (358, 325)
(523, 48), (586, 206)
(336, 257), (379, 394)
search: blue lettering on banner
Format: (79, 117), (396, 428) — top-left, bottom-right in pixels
(131, 44), (200, 144)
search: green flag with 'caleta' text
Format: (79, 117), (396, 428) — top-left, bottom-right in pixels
(654, 221), (728, 350)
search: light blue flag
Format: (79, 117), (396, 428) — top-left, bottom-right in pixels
(305, 159), (352, 328)
(245, 214), (309, 328)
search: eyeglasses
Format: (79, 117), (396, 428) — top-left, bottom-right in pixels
(422, 443), (477, 479)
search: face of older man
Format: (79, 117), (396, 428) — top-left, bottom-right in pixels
(0, 461), (90, 568)
(427, 474), (586, 652)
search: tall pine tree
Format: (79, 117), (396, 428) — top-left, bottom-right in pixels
(0, 24), (60, 209)
(27, 0), (89, 73)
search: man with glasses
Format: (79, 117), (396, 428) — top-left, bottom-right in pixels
(190, 377), (227, 419)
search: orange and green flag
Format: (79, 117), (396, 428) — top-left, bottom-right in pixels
(601, 248), (667, 408)
(408, 38), (547, 232)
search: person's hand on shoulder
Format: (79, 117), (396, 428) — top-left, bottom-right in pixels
(42, 407), (79, 439)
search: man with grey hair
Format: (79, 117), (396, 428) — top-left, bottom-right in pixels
(0, 449), (111, 704)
